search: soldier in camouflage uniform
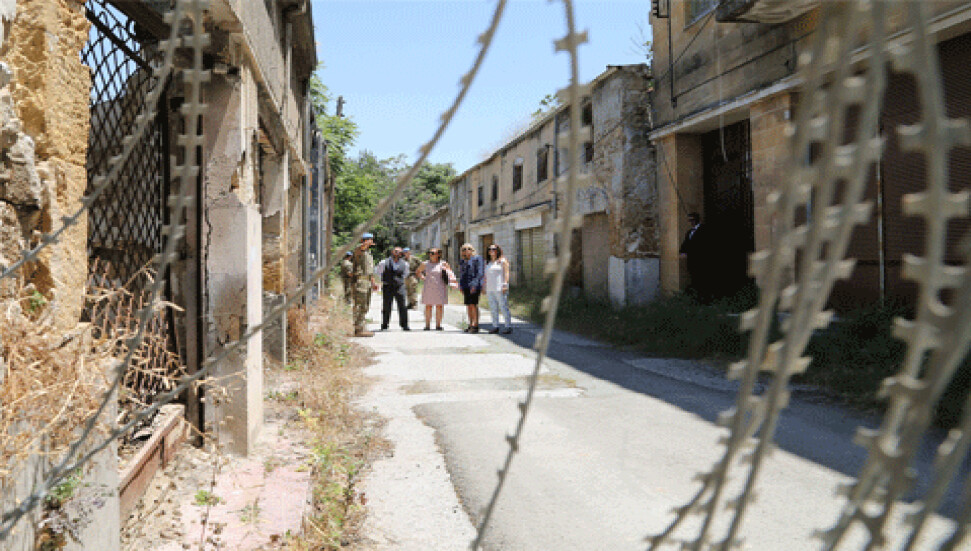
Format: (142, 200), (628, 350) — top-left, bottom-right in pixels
(404, 247), (422, 309)
(340, 251), (354, 304)
(351, 233), (377, 337)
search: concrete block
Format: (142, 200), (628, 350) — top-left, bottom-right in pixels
(607, 256), (661, 308)
(627, 257), (660, 306)
(206, 193), (263, 456)
(608, 255), (626, 308)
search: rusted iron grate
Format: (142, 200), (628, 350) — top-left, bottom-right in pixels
(81, 0), (183, 411)
(82, 0), (168, 287)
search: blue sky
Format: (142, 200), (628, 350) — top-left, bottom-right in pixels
(312, 0), (652, 173)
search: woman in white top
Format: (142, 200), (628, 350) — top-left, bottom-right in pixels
(483, 244), (512, 334)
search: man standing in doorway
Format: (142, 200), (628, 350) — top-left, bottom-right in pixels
(404, 247), (421, 309)
(679, 212), (709, 301)
(341, 251), (354, 304)
(376, 246), (410, 331)
(351, 233), (378, 337)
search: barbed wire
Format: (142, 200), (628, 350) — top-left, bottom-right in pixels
(3, 1), (969, 549)
(647, 2), (891, 548)
(820, 2), (971, 549)
(0, 0), (207, 538)
(470, 0), (586, 547)
(0, 0), (511, 541)
(647, 2), (971, 550)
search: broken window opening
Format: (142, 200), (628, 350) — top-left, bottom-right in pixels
(513, 158), (524, 191)
(537, 147), (549, 182)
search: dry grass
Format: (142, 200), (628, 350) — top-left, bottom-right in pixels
(0, 285), (111, 480)
(1, 263), (185, 500)
(279, 296), (388, 550)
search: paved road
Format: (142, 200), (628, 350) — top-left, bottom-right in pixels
(353, 294), (963, 550)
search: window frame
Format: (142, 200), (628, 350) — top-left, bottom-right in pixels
(685, 0), (717, 26)
(536, 147), (549, 182)
(512, 158), (524, 191)
(478, 185), (484, 207)
(491, 174), (499, 201)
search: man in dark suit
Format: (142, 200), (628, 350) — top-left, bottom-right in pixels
(376, 246), (410, 331)
(679, 212), (710, 300)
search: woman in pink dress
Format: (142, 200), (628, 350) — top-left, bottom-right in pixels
(415, 248), (454, 331)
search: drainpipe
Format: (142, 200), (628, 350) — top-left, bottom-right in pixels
(552, 118), (559, 219)
(667, 9), (676, 107)
(876, 145), (887, 304)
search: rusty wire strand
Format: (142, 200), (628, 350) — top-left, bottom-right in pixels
(820, 2), (971, 549)
(470, 0), (586, 547)
(0, 0), (207, 538)
(1, 0), (509, 540)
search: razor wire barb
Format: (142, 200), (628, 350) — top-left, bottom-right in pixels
(470, 0), (586, 547)
(820, 2), (971, 550)
(0, 0), (208, 538)
(0, 0), (509, 540)
(647, 2), (971, 550)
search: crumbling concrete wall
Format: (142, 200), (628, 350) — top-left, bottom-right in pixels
(590, 67), (659, 306)
(260, 149), (287, 365)
(203, 67), (264, 456)
(2, 5), (121, 549)
(1, 0), (90, 329)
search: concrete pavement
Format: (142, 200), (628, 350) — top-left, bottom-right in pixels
(353, 293), (962, 550)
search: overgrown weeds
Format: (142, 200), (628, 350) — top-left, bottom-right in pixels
(509, 285), (750, 360)
(1, 264), (187, 547)
(0, 284), (111, 480)
(279, 296), (387, 550)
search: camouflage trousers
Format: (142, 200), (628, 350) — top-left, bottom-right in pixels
(406, 276), (419, 307)
(353, 288), (371, 331)
(342, 278), (353, 304)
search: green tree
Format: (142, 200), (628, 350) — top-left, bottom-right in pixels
(531, 93), (561, 121)
(311, 68), (456, 254)
(309, 71), (359, 180)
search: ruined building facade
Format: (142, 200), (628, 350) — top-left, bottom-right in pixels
(447, 65), (658, 307)
(650, 0), (971, 309)
(1, 0), (325, 547)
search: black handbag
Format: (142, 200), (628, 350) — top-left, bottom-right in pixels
(441, 266), (449, 285)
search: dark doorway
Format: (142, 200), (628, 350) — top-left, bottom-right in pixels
(702, 120), (755, 299)
(454, 231), (465, 266)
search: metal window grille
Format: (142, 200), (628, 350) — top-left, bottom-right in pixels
(81, 0), (184, 411)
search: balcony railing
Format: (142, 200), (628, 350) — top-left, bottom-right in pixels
(716, 0), (818, 24)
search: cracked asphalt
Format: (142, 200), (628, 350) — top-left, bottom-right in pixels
(352, 293), (962, 550)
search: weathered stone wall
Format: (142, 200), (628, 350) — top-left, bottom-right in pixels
(590, 69), (657, 259)
(656, 133), (704, 295)
(2, 0), (90, 328)
(750, 93), (791, 254)
(650, 3), (814, 129)
(586, 67), (659, 306)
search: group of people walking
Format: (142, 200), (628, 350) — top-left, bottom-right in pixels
(341, 233), (512, 336)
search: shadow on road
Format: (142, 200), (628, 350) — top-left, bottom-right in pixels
(487, 318), (967, 520)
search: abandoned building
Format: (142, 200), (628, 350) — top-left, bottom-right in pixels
(649, 0), (971, 309)
(445, 64), (658, 307)
(0, 0), (326, 548)
(408, 205), (448, 256)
